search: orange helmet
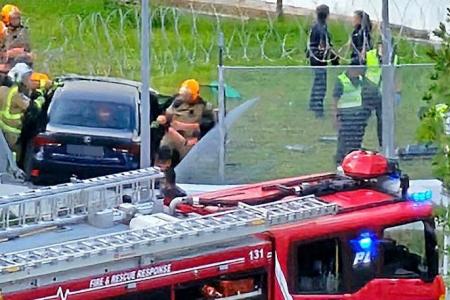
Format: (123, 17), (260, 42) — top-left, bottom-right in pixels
(179, 79), (200, 102)
(1, 4), (20, 26)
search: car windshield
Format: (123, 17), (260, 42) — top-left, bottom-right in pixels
(49, 98), (134, 130)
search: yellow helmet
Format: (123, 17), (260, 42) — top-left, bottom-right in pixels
(31, 72), (50, 82)
(30, 72), (51, 90)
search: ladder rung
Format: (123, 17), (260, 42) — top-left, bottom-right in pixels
(57, 246), (78, 256)
(166, 224), (191, 235)
(106, 236), (128, 243)
(140, 230), (158, 239)
(187, 219), (214, 229)
(78, 241), (106, 251)
(121, 233), (143, 243)
(0, 258), (17, 266)
(153, 227), (179, 237)
(8, 254), (30, 263)
(203, 217), (229, 228)
(92, 239), (115, 248)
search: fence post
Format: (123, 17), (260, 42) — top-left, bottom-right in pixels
(276, 0), (283, 18)
(218, 32), (226, 184)
(443, 113), (450, 286)
(443, 186), (449, 277)
(140, 0), (151, 168)
(381, 0), (396, 159)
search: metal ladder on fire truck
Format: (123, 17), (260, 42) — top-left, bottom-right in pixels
(0, 168), (339, 284)
(0, 167), (165, 240)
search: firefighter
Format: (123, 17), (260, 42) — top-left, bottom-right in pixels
(333, 64), (368, 164)
(0, 62), (37, 161)
(17, 72), (61, 169)
(2, 5), (30, 52)
(1, 4), (32, 71)
(351, 10), (373, 64)
(307, 4), (339, 118)
(154, 79), (214, 194)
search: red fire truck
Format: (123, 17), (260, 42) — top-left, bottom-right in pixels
(0, 151), (445, 300)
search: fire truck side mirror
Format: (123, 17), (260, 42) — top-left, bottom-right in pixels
(400, 174), (410, 199)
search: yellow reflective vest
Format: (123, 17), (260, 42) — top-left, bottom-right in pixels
(337, 73), (362, 109)
(366, 49), (382, 85)
(366, 49), (399, 86)
(0, 85), (27, 135)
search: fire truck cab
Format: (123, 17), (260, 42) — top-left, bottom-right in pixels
(0, 151), (445, 300)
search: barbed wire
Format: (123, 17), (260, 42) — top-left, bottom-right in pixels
(33, 2), (442, 79)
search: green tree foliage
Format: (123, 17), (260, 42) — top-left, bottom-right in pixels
(417, 8), (450, 187)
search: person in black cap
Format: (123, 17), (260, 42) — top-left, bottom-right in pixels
(307, 4), (339, 118)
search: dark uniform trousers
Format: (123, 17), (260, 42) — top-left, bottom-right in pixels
(336, 107), (370, 164)
(363, 89), (382, 147)
(309, 68), (327, 116)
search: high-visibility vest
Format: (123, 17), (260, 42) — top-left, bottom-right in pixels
(366, 49), (381, 85)
(391, 50), (399, 65)
(366, 49), (399, 86)
(337, 73), (362, 109)
(0, 85), (22, 135)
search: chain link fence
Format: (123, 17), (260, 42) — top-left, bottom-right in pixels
(177, 63), (435, 184)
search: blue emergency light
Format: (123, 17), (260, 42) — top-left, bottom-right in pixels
(350, 231), (378, 266)
(358, 236), (373, 251)
(408, 189), (432, 202)
(350, 231), (377, 254)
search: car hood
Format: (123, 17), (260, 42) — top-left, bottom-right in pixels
(46, 123), (138, 141)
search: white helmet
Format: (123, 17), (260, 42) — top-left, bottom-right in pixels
(7, 63), (32, 84)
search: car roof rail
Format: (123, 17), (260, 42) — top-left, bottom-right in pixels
(56, 74), (160, 94)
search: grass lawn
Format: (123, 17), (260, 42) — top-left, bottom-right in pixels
(9, 0), (437, 183)
(222, 64), (434, 183)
